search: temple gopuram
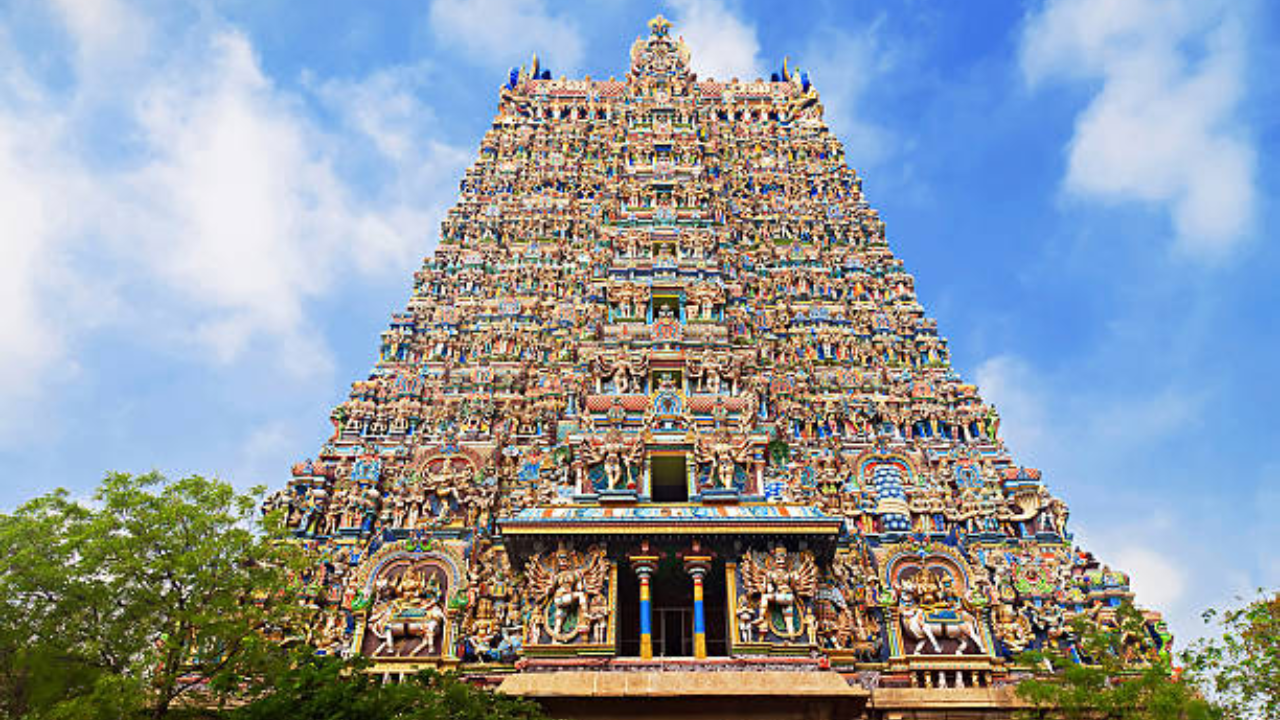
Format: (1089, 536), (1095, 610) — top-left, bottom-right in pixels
(266, 16), (1169, 719)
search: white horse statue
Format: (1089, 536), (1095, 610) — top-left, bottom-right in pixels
(369, 600), (448, 656)
(900, 604), (986, 654)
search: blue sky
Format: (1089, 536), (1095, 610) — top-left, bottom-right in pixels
(1, 0), (1275, 647)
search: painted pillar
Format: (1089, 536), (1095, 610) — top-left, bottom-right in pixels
(629, 544), (660, 660)
(681, 540), (714, 660)
(690, 567), (708, 658)
(638, 569), (654, 659)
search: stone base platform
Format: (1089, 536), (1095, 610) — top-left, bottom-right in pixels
(870, 687), (1022, 720)
(496, 663), (1024, 720)
(499, 669), (866, 720)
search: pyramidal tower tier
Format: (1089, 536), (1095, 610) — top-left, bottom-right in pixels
(269, 15), (1166, 711)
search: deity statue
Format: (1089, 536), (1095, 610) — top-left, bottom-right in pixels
(463, 545), (521, 662)
(991, 602), (1033, 654)
(694, 429), (752, 491)
(740, 545), (818, 638)
(596, 350), (647, 394)
(582, 428), (644, 491)
(895, 566), (985, 655)
(367, 565), (449, 657)
(523, 543), (610, 644)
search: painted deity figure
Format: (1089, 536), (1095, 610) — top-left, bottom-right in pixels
(740, 545), (818, 637)
(895, 566), (986, 655)
(695, 429), (752, 491)
(583, 428), (642, 490)
(523, 544), (609, 643)
(991, 602), (1033, 653)
(367, 566), (449, 657)
(736, 594), (758, 643)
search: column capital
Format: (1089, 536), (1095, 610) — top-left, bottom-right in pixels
(628, 539), (662, 576)
(679, 539), (714, 576)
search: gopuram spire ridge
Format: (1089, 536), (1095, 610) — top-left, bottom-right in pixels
(269, 16), (1168, 718)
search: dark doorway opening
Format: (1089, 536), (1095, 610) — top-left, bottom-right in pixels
(651, 294), (681, 320)
(650, 455), (688, 502)
(618, 565), (640, 657)
(616, 553), (729, 658)
(650, 556), (692, 657)
(703, 558), (729, 657)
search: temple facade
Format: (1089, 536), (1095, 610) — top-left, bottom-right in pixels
(267, 17), (1168, 719)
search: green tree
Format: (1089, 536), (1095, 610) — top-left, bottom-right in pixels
(1183, 591), (1280, 720)
(1016, 601), (1219, 720)
(230, 655), (550, 720)
(0, 473), (312, 719)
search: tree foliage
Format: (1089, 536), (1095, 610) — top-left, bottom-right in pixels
(229, 656), (548, 720)
(0, 473), (312, 719)
(1015, 601), (1219, 720)
(0, 472), (554, 720)
(1183, 590), (1280, 720)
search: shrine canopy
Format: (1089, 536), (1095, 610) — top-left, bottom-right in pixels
(499, 504), (843, 564)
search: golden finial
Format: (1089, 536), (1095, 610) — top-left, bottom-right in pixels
(648, 15), (672, 38)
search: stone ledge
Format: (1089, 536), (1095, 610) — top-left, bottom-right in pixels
(871, 686), (1023, 709)
(498, 670), (867, 698)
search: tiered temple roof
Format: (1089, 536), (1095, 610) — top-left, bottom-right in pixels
(267, 16), (1166, 715)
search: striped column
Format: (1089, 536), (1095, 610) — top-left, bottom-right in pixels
(629, 545), (660, 660)
(689, 566), (708, 658)
(681, 541), (714, 660)
(638, 569), (654, 659)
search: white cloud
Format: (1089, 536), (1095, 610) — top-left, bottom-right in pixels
(428, 0), (584, 75)
(801, 21), (894, 168)
(49, 0), (149, 73)
(309, 65), (472, 273)
(1075, 519), (1196, 632)
(0, 43), (102, 431)
(1020, 0), (1255, 257)
(0, 112), (65, 414)
(1110, 545), (1189, 612)
(313, 65), (432, 164)
(227, 420), (301, 492)
(974, 354), (1053, 462)
(0, 4), (469, 438)
(975, 353), (1205, 465)
(1088, 386), (1202, 444)
(127, 32), (339, 366)
(666, 0), (763, 81)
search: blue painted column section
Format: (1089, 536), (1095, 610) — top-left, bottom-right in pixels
(692, 571), (706, 657)
(630, 550), (659, 660)
(639, 572), (653, 659)
(681, 541), (714, 659)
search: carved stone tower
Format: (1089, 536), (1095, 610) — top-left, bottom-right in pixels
(268, 16), (1167, 719)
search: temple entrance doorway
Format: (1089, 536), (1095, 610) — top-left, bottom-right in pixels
(616, 552), (728, 658)
(647, 557), (694, 658)
(653, 605), (693, 657)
